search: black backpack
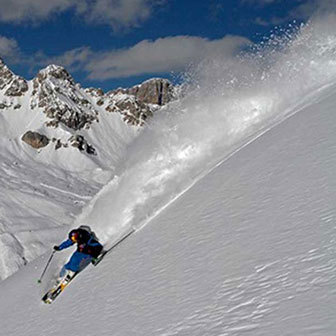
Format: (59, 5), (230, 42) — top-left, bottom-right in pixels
(77, 225), (103, 258)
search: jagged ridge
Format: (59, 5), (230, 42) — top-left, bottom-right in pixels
(0, 58), (178, 156)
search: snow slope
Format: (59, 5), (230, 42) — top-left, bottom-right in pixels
(1, 76), (336, 336)
(1, 13), (336, 336)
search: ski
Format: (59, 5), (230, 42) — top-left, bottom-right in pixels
(42, 271), (78, 304)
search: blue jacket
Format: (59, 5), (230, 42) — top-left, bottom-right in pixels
(58, 239), (75, 250)
(58, 228), (103, 258)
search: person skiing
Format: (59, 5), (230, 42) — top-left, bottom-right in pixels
(53, 226), (104, 280)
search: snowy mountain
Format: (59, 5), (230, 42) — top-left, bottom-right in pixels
(0, 59), (177, 280)
(1, 13), (336, 336)
(2, 82), (336, 335)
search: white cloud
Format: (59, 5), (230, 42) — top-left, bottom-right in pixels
(290, 0), (336, 20)
(87, 35), (251, 80)
(0, 0), (163, 29)
(0, 36), (19, 59)
(36, 47), (93, 71)
(82, 0), (160, 30)
(44, 35), (250, 80)
(0, 0), (74, 23)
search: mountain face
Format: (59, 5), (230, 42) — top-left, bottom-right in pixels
(0, 59), (28, 109)
(0, 59), (177, 155)
(30, 65), (99, 131)
(0, 59), (178, 280)
(104, 78), (176, 126)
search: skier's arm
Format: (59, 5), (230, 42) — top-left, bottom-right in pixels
(56, 239), (74, 251)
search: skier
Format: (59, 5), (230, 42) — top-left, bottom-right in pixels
(53, 226), (104, 280)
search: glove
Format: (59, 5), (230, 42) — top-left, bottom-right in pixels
(53, 245), (60, 251)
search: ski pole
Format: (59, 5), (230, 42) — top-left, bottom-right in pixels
(37, 250), (56, 284)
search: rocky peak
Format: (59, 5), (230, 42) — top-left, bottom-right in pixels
(31, 65), (98, 130)
(110, 78), (176, 106)
(36, 64), (75, 86)
(0, 58), (28, 97)
(129, 78), (176, 105)
(104, 78), (177, 126)
(0, 58), (13, 88)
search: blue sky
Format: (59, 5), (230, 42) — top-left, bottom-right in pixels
(0, 0), (334, 91)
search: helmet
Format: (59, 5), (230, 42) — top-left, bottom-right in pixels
(69, 230), (79, 243)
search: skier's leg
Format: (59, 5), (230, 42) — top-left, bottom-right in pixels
(56, 252), (91, 284)
(56, 265), (75, 284)
(64, 251), (83, 272)
(59, 265), (67, 277)
(78, 253), (92, 271)
(65, 251), (92, 272)
(56, 251), (81, 281)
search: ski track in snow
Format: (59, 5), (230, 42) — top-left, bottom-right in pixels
(40, 183), (93, 201)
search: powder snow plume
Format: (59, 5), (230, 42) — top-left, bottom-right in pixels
(76, 14), (336, 243)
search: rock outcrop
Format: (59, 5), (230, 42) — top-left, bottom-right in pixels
(21, 131), (49, 149)
(128, 78), (175, 105)
(105, 94), (153, 126)
(110, 78), (176, 106)
(104, 78), (177, 125)
(0, 58), (12, 90)
(0, 58), (28, 110)
(69, 134), (96, 155)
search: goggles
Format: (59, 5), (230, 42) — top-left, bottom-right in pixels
(70, 233), (78, 242)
